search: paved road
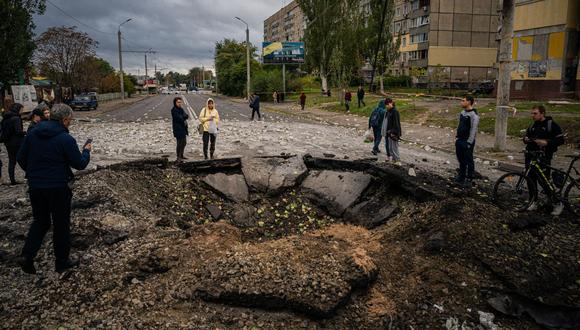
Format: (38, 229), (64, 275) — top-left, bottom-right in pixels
(96, 93), (288, 123)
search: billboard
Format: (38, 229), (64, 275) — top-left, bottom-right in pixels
(11, 85), (38, 113)
(262, 42), (305, 64)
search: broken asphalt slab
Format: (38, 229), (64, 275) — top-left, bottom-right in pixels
(202, 173), (249, 203)
(242, 155), (308, 195)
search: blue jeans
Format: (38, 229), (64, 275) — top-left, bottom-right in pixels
(372, 127), (382, 152)
(455, 139), (475, 181)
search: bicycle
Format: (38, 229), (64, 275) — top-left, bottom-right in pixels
(492, 150), (579, 216)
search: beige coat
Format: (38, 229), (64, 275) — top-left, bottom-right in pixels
(199, 98), (220, 132)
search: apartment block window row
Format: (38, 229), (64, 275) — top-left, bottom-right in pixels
(409, 15), (429, 28)
(410, 32), (428, 44)
(409, 49), (428, 60)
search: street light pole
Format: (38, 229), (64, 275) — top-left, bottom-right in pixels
(236, 16), (251, 100)
(118, 18), (132, 101)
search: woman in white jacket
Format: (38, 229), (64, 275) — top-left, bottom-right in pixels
(199, 98), (220, 159)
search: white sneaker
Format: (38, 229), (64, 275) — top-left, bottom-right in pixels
(551, 202), (564, 216)
(526, 201), (538, 211)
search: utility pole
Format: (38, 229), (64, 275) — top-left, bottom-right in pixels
(118, 18), (132, 101)
(494, 0), (515, 151)
(122, 49), (156, 91)
(236, 17), (251, 100)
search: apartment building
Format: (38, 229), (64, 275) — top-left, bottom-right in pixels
(263, 1), (306, 42)
(392, 0), (500, 87)
(511, 0), (579, 99)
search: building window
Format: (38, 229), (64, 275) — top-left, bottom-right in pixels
(402, 36), (406, 46)
(395, 22), (401, 33)
(412, 0), (420, 10)
(410, 33), (428, 44)
(409, 49), (428, 60)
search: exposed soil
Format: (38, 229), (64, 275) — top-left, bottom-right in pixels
(0, 157), (578, 329)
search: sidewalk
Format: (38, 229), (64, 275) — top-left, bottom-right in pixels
(259, 99), (577, 171)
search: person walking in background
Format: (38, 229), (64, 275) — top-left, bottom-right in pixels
(357, 85), (366, 108)
(199, 98), (220, 159)
(382, 98), (402, 165)
(171, 97), (189, 161)
(249, 92), (261, 121)
(299, 92), (307, 111)
(369, 100), (386, 155)
(344, 90), (352, 112)
(273, 91), (279, 103)
(454, 95), (480, 186)
(16, 104), (92, 274)
(0, 103), (26, 185)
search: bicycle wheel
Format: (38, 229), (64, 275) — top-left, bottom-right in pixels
(493, 172), (536, 211)
(563, 179), (580, 218)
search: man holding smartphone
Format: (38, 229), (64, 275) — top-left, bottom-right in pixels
(16, 104), (92, 274)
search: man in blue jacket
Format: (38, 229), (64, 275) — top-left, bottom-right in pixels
(368, 100), (386, 155)
(16, 104), (92, 274)
(249, 92), (261, 121)
(171, 97), (189, 161)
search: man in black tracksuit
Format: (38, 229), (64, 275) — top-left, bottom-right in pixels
(523, 105), (565, 214)
(455, 95), (479, 185)
(250, 92), (261, 121)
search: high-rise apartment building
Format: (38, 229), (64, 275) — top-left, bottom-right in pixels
(392, 0), (500, 87)
(264, 1), (306, 42)
(511, 0), (579, 99)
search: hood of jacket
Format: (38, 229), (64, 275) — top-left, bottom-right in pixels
(377, 100), (385, 109)
(31, 120), (68, 139)
(206, 98), (216, 110)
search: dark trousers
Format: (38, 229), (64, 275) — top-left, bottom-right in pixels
(5, 144), (19, 184)
(455, 139), (475, 181)
(358, 97), (365, 107)
(372, 127), (382, 152)
(345, 101), (350, 111)
(202, 132), (216, 159)
(300, 102), (305, 110)
(176, 137), (187, 159)
(22, 187), (72, 268)
(525, 153), (553, 198)
(251, 107), (261, 120)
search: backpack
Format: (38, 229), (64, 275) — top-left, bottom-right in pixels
(370, 109), (381, 128)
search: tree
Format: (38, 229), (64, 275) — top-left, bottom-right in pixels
(297, 0), (343, 92)
(75, 56), (115, 92)
(0, 0), (46, 104)
(215, 39), (260, 97)
(35, 26), (97, 90)
(364, 0), (399, 93)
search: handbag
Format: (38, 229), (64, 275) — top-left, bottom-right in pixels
(197, 108), (206, 135)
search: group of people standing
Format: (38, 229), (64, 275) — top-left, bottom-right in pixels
(171, 96), (220, 161)
(368, 98), (402, 165)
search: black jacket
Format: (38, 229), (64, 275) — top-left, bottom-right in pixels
(357, 88), (365, 99)
(456, 109), (479, 144)
(0, 110), (25, 148)
(382, 106), (402, 138)
(171, 106), (189, 138)
(17, 120), (90, 189)
(524, 116), (564, 157)
(250, 95), (260, 110)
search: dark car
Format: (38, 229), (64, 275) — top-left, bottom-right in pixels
(470, 81), (495, 95)
(70, 95), (98, 110)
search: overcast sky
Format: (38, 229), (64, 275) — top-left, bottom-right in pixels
(33, 0), (288, 76)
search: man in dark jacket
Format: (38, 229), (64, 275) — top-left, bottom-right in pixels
(523, 105), (565, 214)
(344, 90), (352, 112)
(357, 86), (366, 108)
(171, 97), (189, 161)
(250, 92), (261, 121)
(368, 100), (386, 155)
(455, 95), (479, 186)
(16, 104), (91, 274)
(0, 103), (26, 185)
(381, 98), (402, 165)
(27, 106), (47, 133)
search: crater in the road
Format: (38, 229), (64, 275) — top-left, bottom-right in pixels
(0, 155), (578, 329)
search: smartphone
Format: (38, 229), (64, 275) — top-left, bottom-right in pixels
(84, 138), (93, 147)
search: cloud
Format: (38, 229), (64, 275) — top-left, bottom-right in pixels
(33, 0), (286, 74)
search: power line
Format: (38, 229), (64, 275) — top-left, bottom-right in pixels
(46, 0), (113, 35)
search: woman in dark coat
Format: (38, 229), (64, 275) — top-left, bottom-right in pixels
(170, 97), (189, 161)
(0, 103), (26, 184)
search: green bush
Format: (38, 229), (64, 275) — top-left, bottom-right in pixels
(383, 75), (412, 88)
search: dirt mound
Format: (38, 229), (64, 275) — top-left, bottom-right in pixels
(196, 224), (378, 318)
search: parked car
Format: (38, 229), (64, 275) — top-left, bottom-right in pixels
(70, 94), (98, 111)
(470, 81), (495, 95)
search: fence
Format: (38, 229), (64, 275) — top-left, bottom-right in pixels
(96, 92), (128, 102)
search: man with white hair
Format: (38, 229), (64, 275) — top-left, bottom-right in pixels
(16, 103), (92, 274)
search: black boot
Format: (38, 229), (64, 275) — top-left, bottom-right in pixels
(55, 256), (79, 273)
(17, 256), (36, 274)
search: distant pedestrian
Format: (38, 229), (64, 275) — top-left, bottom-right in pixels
(28, 104), (49, 133)
(16, 104), (92, 274)
(299, 92), (306, 110)
(0, 103), (26, 185)
(357, 85), (366, 108)
(273, 91), (279, 103)
(381, 98), (402, 165)
(344, 90), (352, 112)
(249, 92), (261, 121)
(454, 95), (479, 186)
(199, 98), (220, 159)
(171, 97), (189, 161)
(368, 100), (386, 155)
